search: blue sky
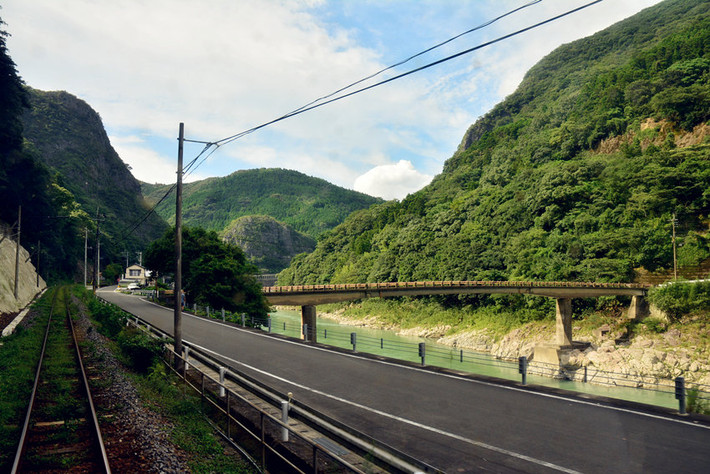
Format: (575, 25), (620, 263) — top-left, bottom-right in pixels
(3, 0), (662, 199)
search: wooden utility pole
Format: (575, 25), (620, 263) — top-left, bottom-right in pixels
(84, 228), (88, 288)
(174, 123), (185, 368)
(13, 205), (21, 299)
(94, 207), (100, 292)
(36, 240), (40, 287)
(672, 213), (678, 280)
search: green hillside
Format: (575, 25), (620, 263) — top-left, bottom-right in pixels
(280, 0), (710, 286)
(142, 168), (382, 239)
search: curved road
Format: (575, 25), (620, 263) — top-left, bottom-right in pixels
(99, 288), (710, 473)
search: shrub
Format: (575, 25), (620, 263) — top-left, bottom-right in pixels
(117, 327), (165, 373)
(648, 281), (710, 320)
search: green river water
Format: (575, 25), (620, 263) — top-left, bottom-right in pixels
(265, 308), (679, 410)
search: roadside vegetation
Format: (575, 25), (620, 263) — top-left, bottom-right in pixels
(0, 287), (253, 472)
(77, 286), (253, 472)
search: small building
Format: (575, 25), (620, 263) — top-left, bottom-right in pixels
(124, 264), (149, 286)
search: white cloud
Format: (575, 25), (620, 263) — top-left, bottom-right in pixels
(3, 0), (664, 189)
(109, 135), (208, 184)
(354, 160), (433, 200)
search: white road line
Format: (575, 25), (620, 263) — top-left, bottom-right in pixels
(189, 341), (582, 474)
(108, 291), (710, 432)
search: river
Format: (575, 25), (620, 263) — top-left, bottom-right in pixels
(265, 307), (679, 410)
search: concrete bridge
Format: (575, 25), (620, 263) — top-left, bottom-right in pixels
(263, 281), (650, 361)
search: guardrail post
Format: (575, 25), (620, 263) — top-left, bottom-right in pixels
(184, 346), (190, 372)
(675, 376), (686, 414)
(241, 313), (246, 327)
(350, 332), (357, 351)
(281, 400), (289, 442)
(460, 349), (463, 363)
(303, 324), (309, 342)
(583, 366), (588, 383)
(221, 308), (225, 321)
(418, 343), (426, 365)
(324, 329), (327, 339)
(519, 356), (528, 385)
(219, 366), (226, 397)
(207, 306), (210, 318)
(267, 316), (272, 332)
(381, 338), (384, 349)
(193, 303), (197, 313)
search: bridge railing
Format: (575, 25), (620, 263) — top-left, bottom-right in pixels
(263, 280), (650, 294)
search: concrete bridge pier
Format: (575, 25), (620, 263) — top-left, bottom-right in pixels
(627, 295), (649, 320)
(555, 298), (573, 347)
(301, 305), (317, 343)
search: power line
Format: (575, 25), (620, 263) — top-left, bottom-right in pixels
(211, 0), (602, 149)
(123, 0), (604, 238)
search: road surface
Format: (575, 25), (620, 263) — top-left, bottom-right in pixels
(99, 288), (710, 473)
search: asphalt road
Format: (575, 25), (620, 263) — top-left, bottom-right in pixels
(99, 288), (710, 473)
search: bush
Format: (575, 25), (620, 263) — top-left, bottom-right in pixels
(87, 299), (128, 338)
(648, 281), (710, 320)
(117, 327), (165, 373)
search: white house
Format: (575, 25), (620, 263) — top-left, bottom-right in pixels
(124, 264), (149, 286)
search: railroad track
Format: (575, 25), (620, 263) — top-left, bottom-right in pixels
(11, 286), (111, 473)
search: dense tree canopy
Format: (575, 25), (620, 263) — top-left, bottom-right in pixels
(280, 0), (710, 288)
(0, 17), (89, 280)
(145, 227), (268, 316)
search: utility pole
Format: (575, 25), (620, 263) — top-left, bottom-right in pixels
(93, 207), (100, 292)
(13, 205), (21, 299)
(671, 213), (678, 280)
(174, 123), (185, 369)
(84, 228), (88, 288)
(36, 240), (40, 288)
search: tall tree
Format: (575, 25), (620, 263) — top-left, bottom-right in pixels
(145, 227), (269, 316)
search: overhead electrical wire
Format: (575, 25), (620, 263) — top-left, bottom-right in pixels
(211, 0), (603, 149)
(124, 0), (604, 238)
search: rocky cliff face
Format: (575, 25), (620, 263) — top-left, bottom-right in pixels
(221, 215), (315, 273)
(0, 229), (46, 315)
(20, 88), (167, 257)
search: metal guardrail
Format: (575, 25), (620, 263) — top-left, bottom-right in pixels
(98, 297), (438, 473)
(258, 315), (710, 415)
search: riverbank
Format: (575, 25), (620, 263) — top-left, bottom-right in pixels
(312, 303), (710, 388)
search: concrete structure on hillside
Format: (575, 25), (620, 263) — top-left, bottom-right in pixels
(0, 233), (46, 316)
(263, 281), (650, 365)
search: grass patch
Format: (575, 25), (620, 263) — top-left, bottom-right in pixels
(0, 289), (55, 471)
(321, 295), (555, 339)
(132, 362), (252, 473)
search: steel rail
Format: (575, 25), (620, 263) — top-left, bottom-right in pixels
(11, 287), (111, 474)
(66, 290), (112, 473)
(10, 289), (58, 473)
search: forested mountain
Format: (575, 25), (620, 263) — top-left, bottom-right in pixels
(142, 168), (382, 239)
(20, 89), (168, 266)
(280, 0), (710, 286)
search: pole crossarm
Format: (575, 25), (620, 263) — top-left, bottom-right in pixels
(263, 280), (649, 306)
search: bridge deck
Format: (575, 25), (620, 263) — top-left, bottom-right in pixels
(263, 280), (649, 305)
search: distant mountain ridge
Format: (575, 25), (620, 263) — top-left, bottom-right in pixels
(141, 168), (383, 239)
(280, 0), (710, 286)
